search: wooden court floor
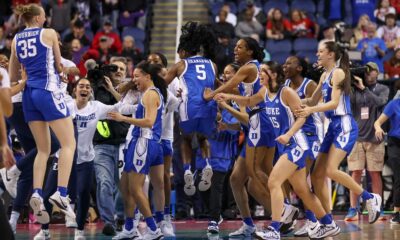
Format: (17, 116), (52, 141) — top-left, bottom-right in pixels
(14, 215), (400, 239)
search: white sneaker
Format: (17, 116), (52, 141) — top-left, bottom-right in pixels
(159, 219), (175, 237)
(112, 227), (139, 239)
(366, 193), (382, 224)
(254, 226), (280, 240)
(66, 215), (78, 228)
(49, 191), (76, 219)
(0, 167), (20, 198)
(309, 220), (340, 239)
(228, 222), (255, 238)
(280, 204), (299, 233)
(33, 229), (51, 240)
(198, 163), (213, 191)
(207, 221), (219, 234)
(9, 219), (16, 234)
(294, 219), (315, 237)
(305, 220), (320, 237)
(30, 193), (50, 224)
(184, 169), (196, 196)
(74, 229), (85, 240)
(140, 227), (163, 240)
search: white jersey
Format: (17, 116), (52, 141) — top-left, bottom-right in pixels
(0, 67), (10, 89)
(161, 89), (180, 141)
(74, 101), (117, 164)
(60, 57), (76, 118)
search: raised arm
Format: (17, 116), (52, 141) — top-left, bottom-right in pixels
(302, 74), (323, 106)
(164, 61), (184, 85)
(218, 101), (249, 125)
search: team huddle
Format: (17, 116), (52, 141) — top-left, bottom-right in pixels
(0, 3), (385, 240)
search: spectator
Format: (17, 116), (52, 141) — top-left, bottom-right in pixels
(374, 97), (400, 224)
(266, 8), (291, 40)
(289, 9), (318, 38)
(63, 19), (91, 47)
(71, 38), (89, 65)
(77, 49), (100, 77)
(390, 0), (400, 14)
(118, 0), (146, 29)
(101, 0), (119, 29)
(377, 13), (400, 49)
(74, 0), (101, 33)
(238, 0), (266, 26)
(352, 0), (376, 26)
(47, 0), (76, 33)
(235, 8), (263, 41)
(215, 3), (237, 26)
(384, 48), (400, 78)
(357, 22), (387, 72)
(0, 26), (5, 52)
(213, 9), (235, 39)
(97, 36), (118, 65)
(120, 36), (143, 65)
(0, 32), (12, 58)
(319, 23), (336, 43)
(374, 0), (396, 25)
(92, 20), (122, 54)
(346, 62), (389, 221)
(147, 52), (168, 67)
(214, 33), (235, 74)
(318, 0), (353, 26)
(350, 14), (371, 49)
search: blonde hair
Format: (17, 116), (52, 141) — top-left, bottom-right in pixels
(14, 3), (42, 23)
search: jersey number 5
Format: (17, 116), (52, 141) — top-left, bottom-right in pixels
(18, 39), (37, 59)
(195, 64), (206, 80)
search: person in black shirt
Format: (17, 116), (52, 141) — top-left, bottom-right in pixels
(63, 19), (91, 47)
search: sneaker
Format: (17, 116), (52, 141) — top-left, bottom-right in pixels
(280, 204), (299, 233)
(65, 215), (78, 228)
(390, 212), (400, 224)
(344, 207), (359, 221)
(366, 193), (382, 224)
(207, 221), (219, 234)
(74, 229), (85, 240)
(159, 219), (175, 237)
(49, 191), (76, 219)
(229, 222), (255, 238)
(9, 219), (16, 234)
(198, 163), (213, 192)
(112, 227), (139, 239)
(33, 229), (51, 240)
(294, 220), (317, 237)
(0, 167), (19, 198)
(254, 226), (280, 240)
(140, 227), (163, 240)
(184, 169), (196, 196)
(102, 223), (116, 236)
(309, 221), (340, 239)
(29, 193), (50, 224)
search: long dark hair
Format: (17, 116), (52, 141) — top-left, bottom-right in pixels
(135, 62), (167, 103)
(324, 41), (351, 95)
(177, 21), (218, 61)
(242, 37), (265, 62)
(266, 61), (285, 93)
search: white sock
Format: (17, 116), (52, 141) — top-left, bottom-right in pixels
(10, 211), (20, 225)
(8, 165), (21, 176)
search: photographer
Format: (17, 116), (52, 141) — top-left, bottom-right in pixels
(345, 62), (389, 221)
(90, 58), (129, 236)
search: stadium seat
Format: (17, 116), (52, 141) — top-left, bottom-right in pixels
(238, 0), (262, 13)
(291, 0), (316, 15)
(136, 41), (145, 53)
(266, 39), (292, 54)
(211, 2), (238, 16)
(122, 27), (145, 42)
(297, 51), (318, 64)
(271, 52), (292, 64)
(264, 0), (289, 16)
(293, 38), (318, 52)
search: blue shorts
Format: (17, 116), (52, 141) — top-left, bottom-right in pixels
(22, 86), (69, 122)
(247, 111), (275, 148)
(306, 134), (321, 161)
(275, 142), (309, 169)
(124, 138), (163, 174)
(319, 115), (358, 155)
(180, 118), (216, 138)
(161, 139), (173, 157)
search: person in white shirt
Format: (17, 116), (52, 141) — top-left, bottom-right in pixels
(376, 13), (400, 49)
(215, 3), (237, 26)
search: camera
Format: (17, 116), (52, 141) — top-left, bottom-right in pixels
(87, 64), (119, 88)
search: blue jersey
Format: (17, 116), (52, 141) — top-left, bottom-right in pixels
(179, 56), (217, 121)
(383, 98), (400, 139)
(321, 69), (352, 119)
(264, 86), (308, 151)
(131, 87), (164, 141)
(238, 60), (265, 112)
(285, 78), (323, 141)
(15, 28), (60, 91)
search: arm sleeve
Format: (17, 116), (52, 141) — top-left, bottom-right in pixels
(364, 85), (390, 107)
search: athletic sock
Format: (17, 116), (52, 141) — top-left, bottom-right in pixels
(125, 217), (134, 231)
(360, 190), (373, 200)
(164, 206), (170, 215)
(305, 210), (317, 223)
(320, 214), (333, 224)
(270, 221), (281, 232)
(145, 217), (157, 231)
(10, 211), (20, 226)
(33, 188), (42, 197)
(57, 186), (68, 197)
(243, 217), (254, 227)
(184, 163), (191, 171)
(155, 211), (164, 223)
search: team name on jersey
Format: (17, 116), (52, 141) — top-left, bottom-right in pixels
(17, 30), (40, 39)
(75, 113), (96, 121)
(322, 89), (328, 98)
(187, 59), (210, 64)
(266, 107), (280, 115)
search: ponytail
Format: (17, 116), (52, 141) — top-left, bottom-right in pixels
(14, 4), (42, 24)
(136, 62), (168, 103)
(266, 61), (285, 93)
